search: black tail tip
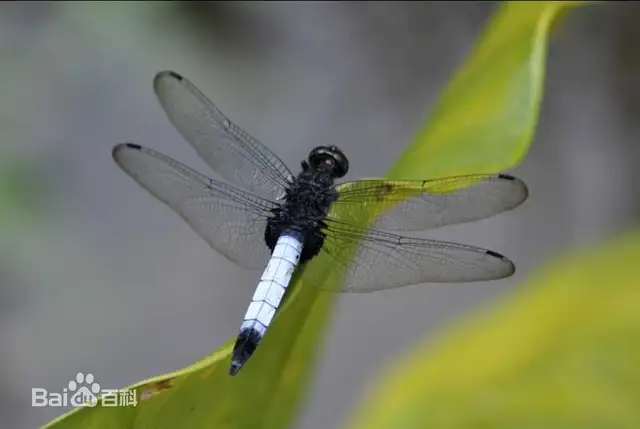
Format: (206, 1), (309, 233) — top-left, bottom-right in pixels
(229, 359), (243, 376)
(228, 326), (262, 376)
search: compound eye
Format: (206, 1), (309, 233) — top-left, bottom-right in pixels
(332, 155), (348, 178)
(308, 148), (330, 168)
(308, 146), (348, 178)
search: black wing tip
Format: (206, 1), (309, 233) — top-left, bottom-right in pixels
(124, 142), (142, 150)
(113, 142), (142, 152)
(167, 71), (183, 81)
(497, 173), (529, 205)
(154, 71), (184, 97)
(485, 249), (506, 260)
(112, 142), (143, 160)
(485, 249), (517, 277)
(155, 70), (183, 82)
(496, 173), (528, 190)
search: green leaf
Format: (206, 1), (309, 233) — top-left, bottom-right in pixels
(44, 1), (584, 428)
(343, 229), (640, 429)
(391, 0), (584, 180)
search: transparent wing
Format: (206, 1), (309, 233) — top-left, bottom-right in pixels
(153, 71), (293, 200)
(315, 220), (515, 293)
(112, 143), (274, 270)
(333, 174), (528, 231)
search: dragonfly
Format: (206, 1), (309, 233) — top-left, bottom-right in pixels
(112, 71), (528, 376)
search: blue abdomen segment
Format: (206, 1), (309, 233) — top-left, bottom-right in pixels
(230, 233), (303, 375)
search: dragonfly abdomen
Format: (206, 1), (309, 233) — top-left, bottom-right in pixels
(230, 233), (302, 375)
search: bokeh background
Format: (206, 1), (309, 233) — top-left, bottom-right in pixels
(2, 2), (639, 428)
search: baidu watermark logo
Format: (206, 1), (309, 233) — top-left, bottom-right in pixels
(32, 372), (138, 408)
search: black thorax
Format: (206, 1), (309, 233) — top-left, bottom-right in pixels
(264, 164), (337, 264)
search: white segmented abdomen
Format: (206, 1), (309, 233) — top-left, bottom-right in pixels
(240, 234), (302, 336)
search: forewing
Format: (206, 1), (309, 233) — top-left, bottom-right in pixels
(333, 174), (528, 231)
(153, 71), (293, 200)
(112, 143), (274, 270)
(315, 220), (515, 293)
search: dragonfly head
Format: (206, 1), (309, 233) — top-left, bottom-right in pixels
(308, 146), (349, 178)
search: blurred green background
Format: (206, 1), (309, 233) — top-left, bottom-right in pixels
(2, 2), (640, 428)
